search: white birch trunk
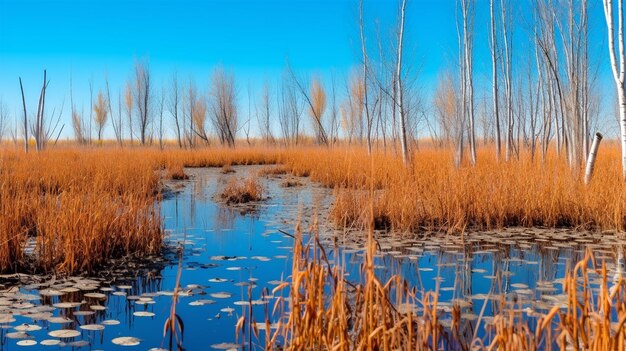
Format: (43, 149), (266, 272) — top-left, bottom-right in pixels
(490, 0), (501, 161)
(395, 0), (409, 165)
(603, 0), (626, 181)
(584, 132), (603, 184)
(359, 0), (372, 156)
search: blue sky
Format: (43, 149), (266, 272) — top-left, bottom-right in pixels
(0, 0), (619, 138)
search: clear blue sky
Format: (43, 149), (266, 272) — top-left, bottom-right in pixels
(0, 0), (619, 139)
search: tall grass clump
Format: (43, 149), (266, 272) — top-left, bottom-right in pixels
(218, 176), (264, 205)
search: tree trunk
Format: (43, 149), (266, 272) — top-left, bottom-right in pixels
(603, 0), (626, 180)
(395, 0), (410, 165)
(490, 0), (501, 161)
(19, 78), (28, 152)
(584, 132), (603, 184)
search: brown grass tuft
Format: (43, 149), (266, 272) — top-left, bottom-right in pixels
(219, 176), (264, 205)
(166, 163), (189, 180)
(258, 165), (289, 177)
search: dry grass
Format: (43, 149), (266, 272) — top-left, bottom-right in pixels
(1, 143), (623, 275)
(258, 165), (289, 177)
(166, 162), (189, 180)
(218, 176), (264, 205)
(278, 146), (626, 232)
(258, 223), (626, 350)
(0, 149), (162, 274)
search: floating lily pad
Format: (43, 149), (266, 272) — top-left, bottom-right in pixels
(112, 337), (141, 346)
(133, 311), (155, 317)
(40, 339), (61, 346)
(48, 329), (80, 338)
(210, 292), (231, 299)
(14, 324), (41, 332)
(16, 340), (37, 346)
(80, 324), (105, 331)
(101, 319), (120, 325)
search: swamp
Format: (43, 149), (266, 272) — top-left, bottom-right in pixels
(2, 0), (626, 350)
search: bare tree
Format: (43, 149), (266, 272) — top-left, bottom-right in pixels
(329, 73), (340, 145)
(501, 0), (514, 161)
(19, 77), (28, 152)
(309, 78), (328, 145)
(342, 73), (364, 145)
(490, 0), (502, 160)
(243, 81), (253, 146)
(434, 71), (460, 147)
(158, 87), (166, 149)
(106, 76), (123, 146)
(185, 81), (198, 148)
(277, 72), (303, 146)
(69, 74), (86, 144)
(124, 82), (134, 145)
(458, 0), (476, 165)
(21, 70), (64, 151)
(192, 97), (210, 145)
(209, 67), (237, 147)
(536, 0), (593, 168)
(394, 0), (410, 164)
(93, 91), (108, 143)
(359, 0), (374, 154)
(133, 61), (151, 145)
(169, 73), (183, 148)
(71, 110), (86, 144)
(287, 66), (329, 145)
(603, 0), (626, 180)
(256, 81), (274, 144)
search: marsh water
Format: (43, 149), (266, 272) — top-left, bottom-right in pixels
(0, 166), (624, 350)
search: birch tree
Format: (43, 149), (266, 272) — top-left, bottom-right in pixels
(501, 0), (514, 161)
(359, 0), (373, 155)
(490, 0), (502, 160)
(603, 0), (626, 180)
(395, 0), (410, 165)
(459, 0), (477, 165)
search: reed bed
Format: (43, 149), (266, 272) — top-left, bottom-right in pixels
(0, 149), (162, 274)
(278, 146), (626, 232)
(259, 224), (626, 350)
(1, 143), (623, 274)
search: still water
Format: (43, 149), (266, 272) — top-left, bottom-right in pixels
(0, 166), (623, 350)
